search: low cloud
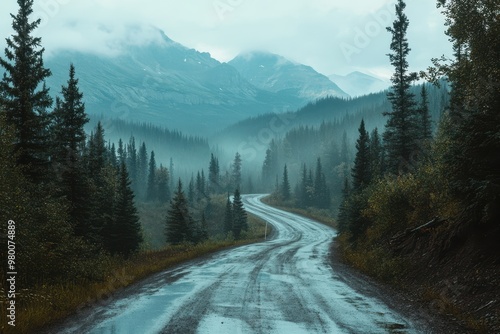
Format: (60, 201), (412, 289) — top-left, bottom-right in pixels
(0, 0), (452, 77)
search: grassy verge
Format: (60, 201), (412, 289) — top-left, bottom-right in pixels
(261, 196), (336, 228)
(1, 213), (267, 334)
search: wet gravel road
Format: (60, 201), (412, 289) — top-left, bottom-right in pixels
(50, 194), (431, 334)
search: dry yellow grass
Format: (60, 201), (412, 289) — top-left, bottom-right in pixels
(0, 214), (267, 333)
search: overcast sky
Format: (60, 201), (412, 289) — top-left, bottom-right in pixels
(0, 0), (452, 79)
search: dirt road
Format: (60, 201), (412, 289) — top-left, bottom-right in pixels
(50, 194), (434, 333)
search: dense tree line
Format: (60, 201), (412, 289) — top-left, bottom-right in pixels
(338, 0), (499, 255)
(0, 0), (144, 288)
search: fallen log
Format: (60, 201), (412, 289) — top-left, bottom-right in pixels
(390, 216), (447, 245)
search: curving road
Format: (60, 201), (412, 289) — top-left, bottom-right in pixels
(52, 195), (427, 334)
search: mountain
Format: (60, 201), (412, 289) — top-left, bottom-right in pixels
(229, 51), (349, 101)
(44, 29), (307, 136)
(328, 71), (389, 97)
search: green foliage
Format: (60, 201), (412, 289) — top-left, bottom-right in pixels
(106, 162), (143, 257)
(165, 180), (196, 244)
(384, 0), (420, 174)
(281, 164), (291, 200)
(146, 150), (157, 201)
(208, 153), (221, 194)
(351, 119), (371, 191)
(231, 152), (242, 190)
(432, 0), (500, 229)
(0, 0), (53, 183)
(232, 188), (248, 239)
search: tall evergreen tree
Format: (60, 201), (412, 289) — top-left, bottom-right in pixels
(281, 164), (291, 201)
(188, 175), (195, 204)
(337, 176), (351, 233)
(109, 143), (118, 168)
(434, 0), (500, 228)
(298, 163), (309, 207)
(137, 142), (148, 199)
(51, 64), (88, 164)
(208, 153), (220, 194)
(156, 164), (170, 204)
(200, 169), (206, 196)
(51, 64), (90, 230)
(262, 140), (279, 189)
(352, 119), (371, 191)
(0, 0), (53, 182)
(232, 188), (248, 239)
(117, 139), (125, 163)
(146, 150), (157, 201)
(369, 128), (384, 181)
(340, 131), (350, 180)
(169, 157), (175, 190)
(418, 84), (433, 141)
(314, 158), (330, 208)
(231, 152), (242, 190)
(383, 0), (419, 174)
(110, 161), (142, 256)
(165, 180), (195, 244)
(127, 136), (137, 192)
(85, 123), (113, 244)
(87, 122), (107, 176)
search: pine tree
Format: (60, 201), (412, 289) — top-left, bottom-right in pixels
(340, 131), (350, 180)
(117, 139), (125, 163)
(51, 64), (88, 164)
(232, 188), (247, 239)
(87, 122), (107, 176)
(418, 84), (432, 141)
(314, 158), (330, 208)
(137, 142), (148, 199)
(298, 163), (309, 207)
(231, 152), (242, 190)
(111, 162), (142, 256)
(201, 169), (206, 196)
(369, 128), (384, 181)
(188, 175), (195, 204)
(51, 64), (90, 230)
(165, 180), (195, 244)
(127, 136), (137, 192)
(208, 153), (220, 194)
(337, 176), (351, 233)
(156, 165), (170, 204)
(146, 151), (157, 201)
(262, 148), (274, 187)
(352, 119), (371, 191)
(0, 0), (53, 182)
(434, 0), (500, 228)
(223, 194), (233, 236)
(262, 140), (279, 189)
(85, 123), (114, 244)
(281, 164), (291, 201)
(383, 0), (419, 174)
(109, 143), (118, 168)
(169, 157), (175, 191)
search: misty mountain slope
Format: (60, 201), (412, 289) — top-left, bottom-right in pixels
(213, 82), (449, 157)
(44, 30), (306, 136)
(329, 71), (390, 97)
(229, 51), (350, 101)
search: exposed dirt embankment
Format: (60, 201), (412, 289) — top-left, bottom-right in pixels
(339, 220), (500, 334)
